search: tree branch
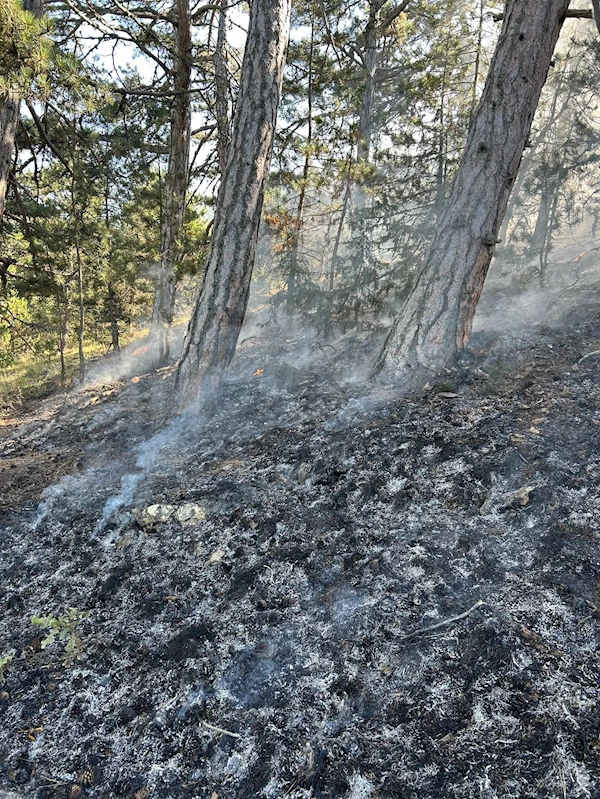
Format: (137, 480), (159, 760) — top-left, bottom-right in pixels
(376, 0), (412, 36)
(25, 101), (73, 174)
(493, 9), (594, 21)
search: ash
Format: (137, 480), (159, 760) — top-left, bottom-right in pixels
(1, 299), (600, 799)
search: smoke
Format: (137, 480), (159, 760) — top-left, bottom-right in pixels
(83, 325), (186, 387)
(476, 241), (600, 334)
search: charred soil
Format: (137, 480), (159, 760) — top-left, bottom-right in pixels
(1, 297), (600, 799)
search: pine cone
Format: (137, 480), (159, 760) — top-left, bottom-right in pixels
(76, 767), (95, 786)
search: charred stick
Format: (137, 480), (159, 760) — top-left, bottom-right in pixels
(400, 600), (486, 641)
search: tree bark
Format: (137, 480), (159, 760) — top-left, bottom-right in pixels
(0, 91), (20, 224)
(174, 0), (292, 409)
(215, 0), (231, 177)
(376, 0), (570, 379)
(150, 0), (192, 365)
(0, 0), (44, 224)
(107, 282), (121, 354)
(287, 15), (314, 315)
(351, 1), (381, 278)
(76, 240), (85, 383)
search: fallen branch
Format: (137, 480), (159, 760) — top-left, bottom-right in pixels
(578, 349), (600, 364)
(400, 600), (486, 641)
(200, 720), (241, 739)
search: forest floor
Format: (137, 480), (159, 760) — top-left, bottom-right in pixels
(1, 255), (600, 799)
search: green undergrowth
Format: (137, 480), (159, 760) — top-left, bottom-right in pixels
(0, 328), (147, 418)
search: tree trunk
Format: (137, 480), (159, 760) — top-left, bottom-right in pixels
(286, 15), (314, 315)
(0, 0), (44, 224)
(107, 282), (121, 354)
(174, 0), (292, 409)
(469, 0), (485, 122)
(376, 0), (570, 379)
(538, 173), (561, 288)
(76, 241), (85, 383)
(0, 91), (20, 224)
(55, 286), (68, 387)
(150, 0), (192, 365)
(530, 165), (553, 257)
(329, 157), (353, 294)
(351, 1), (380, 277)
(499, 56), (572, 245)
(215, 0), (231, 177)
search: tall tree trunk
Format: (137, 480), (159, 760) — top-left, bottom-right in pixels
(329, 157), (353, 294)
(215, 0), (231, 177)
(469, 0), (485, 122)
(538, 171), (561, 288)
(499, 55), (572, 245)
(0, 91), (20, 224)
(76, 241), (85, 383)
(175, 0), (292, 409)
(0, 0), (44, 224)
(55, 286), (68, 387)
(150, 0), (192, 366)
(107, 282), (120, 354)
(352, 1), (380, 277)
(433, 31), (451, 223)
(376, 0), (570, 379)
(530, 164), (554, 257)
(287, 15), (314, 315)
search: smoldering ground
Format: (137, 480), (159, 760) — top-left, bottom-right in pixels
(1, 261), (600, 798)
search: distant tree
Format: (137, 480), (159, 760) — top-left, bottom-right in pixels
(376, 0), (571, 380)
(175, 0), (292, 408)
(265, 0), (483, 332)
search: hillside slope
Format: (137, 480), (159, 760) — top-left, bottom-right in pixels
(1, 289), (600, 799)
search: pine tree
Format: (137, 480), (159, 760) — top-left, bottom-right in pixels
(175, 0), (292, 408)
(376, 0), (571, 380)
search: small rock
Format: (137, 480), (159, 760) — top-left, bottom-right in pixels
(207, 549), (226, 565)
(480, 485), (535, 514)
(175, 503), (206, 527)
(0, 690), (9, 701)
(133, 504), (176, 529)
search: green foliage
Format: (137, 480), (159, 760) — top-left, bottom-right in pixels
(31, 608), (90, 664)
(264, 0), (481, 330)
(0, 0), (51, 98)
(0, 653), (13, 681)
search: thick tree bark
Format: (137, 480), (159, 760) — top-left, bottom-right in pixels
(174, 0), (292, 409)
(0, 91), (20, 224)
(376, 0), (570, 379)
(150, 0), (192, 365)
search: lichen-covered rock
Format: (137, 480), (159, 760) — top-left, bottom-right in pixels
(133, 503), (206, 530)
(133, 504), (176, 529)
(175, 503), (206, 526)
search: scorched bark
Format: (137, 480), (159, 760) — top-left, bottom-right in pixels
(175, 0), (292, 408)
(375, 0), (571, 379)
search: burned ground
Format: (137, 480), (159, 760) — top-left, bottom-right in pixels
(1, 290), (600, 799)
